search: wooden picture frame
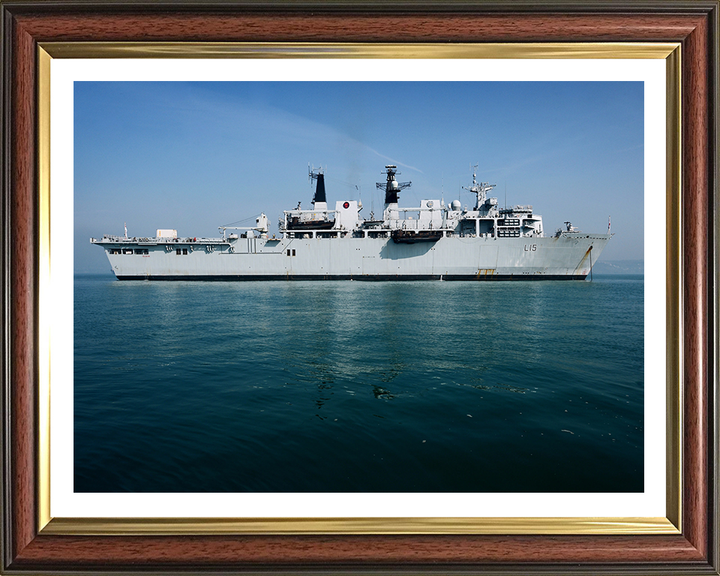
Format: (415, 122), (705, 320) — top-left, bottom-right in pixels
(1, 1), (717, 573)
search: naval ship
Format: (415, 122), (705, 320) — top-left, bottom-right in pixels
(91, 165), (612, 280)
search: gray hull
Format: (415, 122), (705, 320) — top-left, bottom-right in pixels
(101, 233), (610, 281)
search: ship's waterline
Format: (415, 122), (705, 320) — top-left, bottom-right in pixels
(91, 165), (611, 280)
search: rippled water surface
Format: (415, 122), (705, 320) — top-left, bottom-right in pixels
(75, 275), (644, 492)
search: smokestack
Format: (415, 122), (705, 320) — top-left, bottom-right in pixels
(312, 173), (327, 205)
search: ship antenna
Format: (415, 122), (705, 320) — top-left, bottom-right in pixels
(462, 163), (492, 210)
(124, 222), (127, 239)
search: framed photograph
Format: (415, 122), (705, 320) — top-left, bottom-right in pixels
(2, 1), (717, 574)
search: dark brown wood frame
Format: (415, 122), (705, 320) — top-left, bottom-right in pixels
(1, 1), (718, 573)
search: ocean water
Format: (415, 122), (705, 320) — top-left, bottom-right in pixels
(74, 275), (644, 493)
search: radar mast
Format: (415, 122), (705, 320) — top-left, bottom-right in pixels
(376, 165), (411, 205)
(463, 164), (495, 209)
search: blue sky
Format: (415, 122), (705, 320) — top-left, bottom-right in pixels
(75, 81), (643, 273)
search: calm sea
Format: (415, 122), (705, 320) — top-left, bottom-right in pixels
(74, 275), (644, 493)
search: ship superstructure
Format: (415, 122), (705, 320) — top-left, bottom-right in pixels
(91, 164), (612, 280)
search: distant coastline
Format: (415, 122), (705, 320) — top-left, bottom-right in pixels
(591, 260), (644, 275)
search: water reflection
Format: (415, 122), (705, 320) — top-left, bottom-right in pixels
(372, 385), (396, 400)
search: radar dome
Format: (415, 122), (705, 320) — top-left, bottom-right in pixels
(451, 200), (462, 211)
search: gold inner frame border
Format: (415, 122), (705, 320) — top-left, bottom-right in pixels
(36, 41), (682, 536)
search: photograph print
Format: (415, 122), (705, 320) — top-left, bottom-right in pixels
(73, 79), (644, 493)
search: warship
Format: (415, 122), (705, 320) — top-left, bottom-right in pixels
(91, 165), (612, 281)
